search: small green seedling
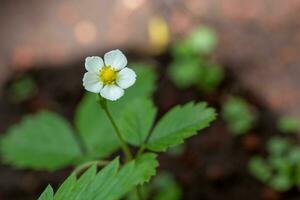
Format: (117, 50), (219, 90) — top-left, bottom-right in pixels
(222, 97), (256, 135)
(9, 75), (37, 102)
(168, 26), (224, 92)
(277, 116), (300, 134)
(249, 137), (300, 192)
(0, 50), (216, 200)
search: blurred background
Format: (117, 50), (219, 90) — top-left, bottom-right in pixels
(1, 0), (300, 199)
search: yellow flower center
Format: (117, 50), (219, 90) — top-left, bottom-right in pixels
(100, 66), (117, 85)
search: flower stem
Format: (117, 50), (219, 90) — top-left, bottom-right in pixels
(98, 97), (143, 200)
(98, 99), (133, 162)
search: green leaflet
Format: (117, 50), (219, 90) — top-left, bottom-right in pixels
(119, 97), (157, 146)
(75, 65), (157, 159)
(147, 102), (216, 152)
(0, 111), (82, 171)
(38, 153), (158, 200)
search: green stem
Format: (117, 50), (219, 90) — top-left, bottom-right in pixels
(98, 98), (144, 200)
(98, 99), (133, 162)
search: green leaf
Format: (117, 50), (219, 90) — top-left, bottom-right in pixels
(39, 153), (158, 200)
(186, 26), (218, 55)
(267, 137), (290, 156)
(54, 174), (77, 200)
(222, 97), (256, 135)
(75, 65), (157, 159)
(38, 185), (54, 200)
(197, 64), (224, 92)
(0, 111), (82, 171)
(152, 172), (182, 200)
(249, 156), (272, 182)
(269, 173), (293, 192)
(147, 102), (216, 151)
(167, 58), (202, 88)
(119, 97), (157, 146)
(9, 74), (37, 103)
(277, 116), (300, 134)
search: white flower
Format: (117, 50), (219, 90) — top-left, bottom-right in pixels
(83, 49), (136, 101)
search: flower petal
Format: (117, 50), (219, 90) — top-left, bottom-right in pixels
(104, 49), (127, 70)
(116, 67), (136, 89)
(83, 72), (103, 93)
(85, 56), (104, 72)
(100, 85), (124, 101)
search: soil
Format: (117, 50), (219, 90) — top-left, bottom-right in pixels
(0, 52), (299, 200)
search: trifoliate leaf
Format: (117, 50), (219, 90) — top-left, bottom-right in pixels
(146, 102), (216, 151)
(38, 153), (158, 200)
(75, 65), (157, 159)
(0, 111), (82, 171)
(119, 97), (157, 146)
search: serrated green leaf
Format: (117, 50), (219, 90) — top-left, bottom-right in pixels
(119, 97), (157, 146)
(147, 102), (216, 151)
(39, 153), (158, 200)
(0, 111), (82, 171)
(38, 185), (54, 200)
(75, 66), (157, 159)
(54, 174), (77, 200)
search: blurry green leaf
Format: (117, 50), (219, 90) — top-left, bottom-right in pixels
(75, 65), (157, 159)
(38, 185), (54, 200)
(168, 58), (202, 88)
(269, 157), (292, 175)
(198, 64), (224, 92)
(277, 116), (300, 134)
(166, 144), (185, 157)
(119, 97), (157, 146)
(9, 75), (37, 102)
(267, 137), (290, 156)
(0, 111), (82, 171)
(249, 156), (272, 182)
(171, 40), (195, 59)
(287, 147), (300, 165)
(294, 165), (300, 188)
(222, 97), (256, 135)
(187, 26), (218, 55)
(269, 173), (293, 192)
(39, 153), (158, 200)
(147, 102), (216, 151)
(152, 172), (182, 200)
